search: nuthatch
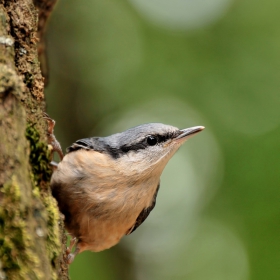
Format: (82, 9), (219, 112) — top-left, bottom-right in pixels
(45, 115), (204, 263)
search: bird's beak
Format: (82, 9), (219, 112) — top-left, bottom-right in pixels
(174, 126), (205, 143)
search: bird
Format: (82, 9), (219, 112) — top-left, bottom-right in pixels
(44, 114), (204, 263)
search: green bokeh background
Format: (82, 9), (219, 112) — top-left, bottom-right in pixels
(45, 0), (280, 279)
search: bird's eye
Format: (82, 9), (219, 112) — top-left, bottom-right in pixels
(147, 135), (158, 146)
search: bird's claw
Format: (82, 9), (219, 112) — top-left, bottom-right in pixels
(43, 112), (64, 161)
(66, 237), (79, 264)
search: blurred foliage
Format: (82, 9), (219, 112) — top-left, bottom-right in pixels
(45, 0), (280, 279)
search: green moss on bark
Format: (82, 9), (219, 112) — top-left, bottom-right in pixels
(25, 124), (61, 278)
(25, 125), (52, 186)
(0, 177), (42, 280)
(42, 193), (60, 268)
(0, 1), (69, 278)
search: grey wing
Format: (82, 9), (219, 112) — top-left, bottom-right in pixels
(127, 183), (160, 235)
(66, 137), (104, 153)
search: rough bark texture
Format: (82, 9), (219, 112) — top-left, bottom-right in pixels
(0, 0), (69, 279)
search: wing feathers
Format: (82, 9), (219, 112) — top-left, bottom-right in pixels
(66, 138), (103, 153)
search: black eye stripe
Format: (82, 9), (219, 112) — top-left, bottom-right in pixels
(119, 133), (174, 153)
(106, 131), (181, 158)
(68, 129), (182, 160)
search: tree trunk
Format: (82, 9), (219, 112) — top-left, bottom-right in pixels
(0, 0), (69, 279)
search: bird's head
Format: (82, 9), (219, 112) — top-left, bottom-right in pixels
(101, 123), (204, 178)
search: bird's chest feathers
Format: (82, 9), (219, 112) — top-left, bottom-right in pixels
(113, 156), (161, 209)
(82, 152), (160, 215)
(123, 177), (159, 209)
(95, 172), (159, 214)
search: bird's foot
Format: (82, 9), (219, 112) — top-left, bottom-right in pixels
(66, 237), (79, 264)
(66, 237), (77, 254)
(67, 247), (80, 264)
(43, 112), (64, 161)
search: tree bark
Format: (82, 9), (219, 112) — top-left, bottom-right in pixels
(0, 0), (68, 279)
